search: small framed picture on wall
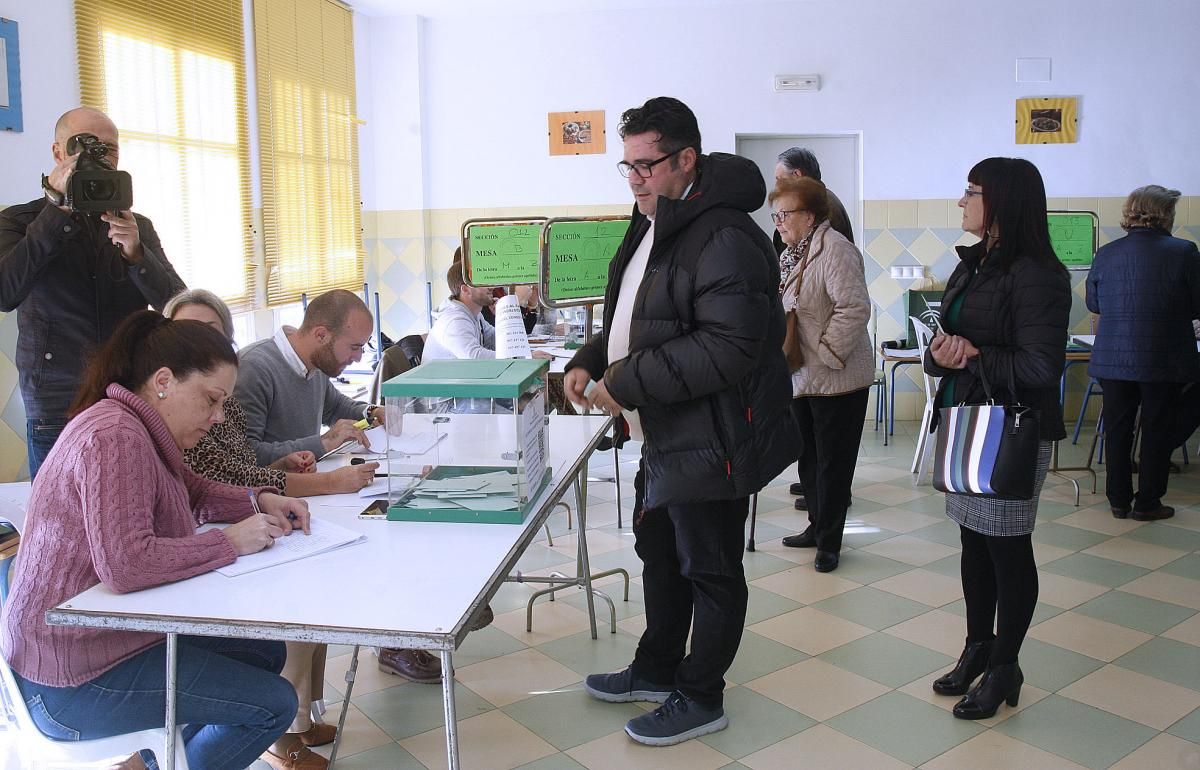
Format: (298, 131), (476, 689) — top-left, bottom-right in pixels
(0, 18), (23, 132)
(548, 110), (604, 156)
(1016, 97), (1077, 144)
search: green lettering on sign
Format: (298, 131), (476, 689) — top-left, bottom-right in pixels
(546, 219), (630, 302)
(465, 223), (542, 285)
(1048, 212), (1097, 268)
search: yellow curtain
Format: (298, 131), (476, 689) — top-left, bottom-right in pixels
(75, 0), (254, 310)
(253, 0), (364, 307)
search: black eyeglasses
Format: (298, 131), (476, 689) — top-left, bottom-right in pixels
(617, 147), (684, 179)
(771, 208), (803, 224)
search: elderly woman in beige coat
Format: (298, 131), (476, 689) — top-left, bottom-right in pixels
(772, 176), (874, 572)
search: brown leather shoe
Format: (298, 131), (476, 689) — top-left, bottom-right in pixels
(262, 734), (328, 769)
(297, 722), (338, 747)
(378, 647), (441, 683)
(469, 604), (495, 632)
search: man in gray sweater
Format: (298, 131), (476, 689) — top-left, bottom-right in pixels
(235, 289), (382, 466)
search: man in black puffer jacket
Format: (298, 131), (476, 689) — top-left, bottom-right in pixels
(565, 97), (798, 747)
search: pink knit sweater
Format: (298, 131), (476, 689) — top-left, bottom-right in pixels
(0, 384), (268, 687)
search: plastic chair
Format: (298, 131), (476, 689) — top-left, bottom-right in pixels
(909, 317), (939, 483)
(0, 532), (190, 769)
(869, 303), (889, 446)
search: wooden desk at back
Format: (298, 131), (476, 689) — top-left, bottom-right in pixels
(45, 413), (613, 770)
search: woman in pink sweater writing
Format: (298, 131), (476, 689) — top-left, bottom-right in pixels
(0, 310), (311, 770)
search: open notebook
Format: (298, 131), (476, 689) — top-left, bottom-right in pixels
(199, 516), (365, 577)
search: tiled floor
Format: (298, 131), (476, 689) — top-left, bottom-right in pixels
(5, 422), (1200, 769)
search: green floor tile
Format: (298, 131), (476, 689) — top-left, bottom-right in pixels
(1031, 522), (1111, 551)
(353, 680), (494, 740)
(1114, 637), (1200, 692)
(995, 695), (1156, 769)
(1122, 522), (1200, 552)
(812, 586), (932, 630)
(584, 546), (648, 577)
(744, 584), (803, 625)
(841, 497), (890, 515)
(741, 550), (799, 581)
(924, 554), (964, 578)
(454, 624), (530, 668)
(503, 688), (643, 751)
(535, 628), (641, 679)
(1168, 706), (1200, 743)
(562, 577), (645, 621)
(1039, 552), (1150, 588)
(698, 686), (815, 759)
(1161, 553), (1200, 581)
(893, 494), (950, 515)
(1074, 590), (1196, 635)
(328, 742), (425, 770)
(491, 581), (545, 614)
(718, 764), (753, 770)
(516, 542), (578, 572)
(826, 551), (914, 584)
(1019, 638), (1105, 692)
(841, 526), (902, 549)
(517, 755), (589, 770)
(724, 630), (808, 684)
(909, 519), (964, 547)
(746, 520), (794, 544)
(1035, 500), (1082, 520)
(818, 633), (953, 688)
(826, 691), (983, 765)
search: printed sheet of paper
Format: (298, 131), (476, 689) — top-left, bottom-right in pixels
(520, 391), (547, 496)
(494, 294), (533, 359)
(201, 517), (366, 577)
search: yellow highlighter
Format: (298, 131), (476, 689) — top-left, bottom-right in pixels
(354, 418), (370, 430)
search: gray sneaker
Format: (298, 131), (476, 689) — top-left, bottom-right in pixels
(584, 667), (672, 703)
(624, 691), (728, 746)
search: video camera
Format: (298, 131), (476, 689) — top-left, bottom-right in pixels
(64, 133), (133, 214)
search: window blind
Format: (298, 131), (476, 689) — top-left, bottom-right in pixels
(253, 0), (364, 308)
(75, 0), (254, 311)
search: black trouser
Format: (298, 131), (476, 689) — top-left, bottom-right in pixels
(630, 463), (749, 708)
(790, 388), (869, 553)
(959, 527), (1038, 665)
(1099, 379), (1183, 511)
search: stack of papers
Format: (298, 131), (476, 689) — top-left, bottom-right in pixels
(200, 516), (365, 577)
(398, 470), (522, 512)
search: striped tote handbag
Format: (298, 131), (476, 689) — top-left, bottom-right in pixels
(931, 356), (1040, 500)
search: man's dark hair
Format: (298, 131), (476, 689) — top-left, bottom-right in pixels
(618, 97), (702, 157)
(447, 248), (467, 300)
(778, 147), (822, 181)
(299, 289), (370, 335)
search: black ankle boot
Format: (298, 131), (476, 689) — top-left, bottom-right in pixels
(953, 662), (1023, 720)
(932, 639), (992, 696)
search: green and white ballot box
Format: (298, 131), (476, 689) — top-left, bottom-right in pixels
(381, 358), (550, 524)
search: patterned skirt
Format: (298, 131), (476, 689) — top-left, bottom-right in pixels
(945, 441), (1053, 536)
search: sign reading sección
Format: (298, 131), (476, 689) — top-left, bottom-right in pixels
(541, 217), (631, 307)
(460, 219), (547, 287)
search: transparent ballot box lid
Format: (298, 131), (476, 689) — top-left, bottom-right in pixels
(380, 359), (550, 524)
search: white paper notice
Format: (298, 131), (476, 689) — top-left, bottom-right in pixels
(520, 391), (547, 498)
(494, 294), (532, 359)
(201, 516), (366, 577)
(0, 39), (9, 109)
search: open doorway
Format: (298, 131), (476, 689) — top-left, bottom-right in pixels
(735, 133), (862, 246)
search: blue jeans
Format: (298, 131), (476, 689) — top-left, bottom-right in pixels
(14, 636), (295, 770)
(26, 416), (69, 480)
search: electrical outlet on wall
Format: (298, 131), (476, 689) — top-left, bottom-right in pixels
(890, 265), (925, 281)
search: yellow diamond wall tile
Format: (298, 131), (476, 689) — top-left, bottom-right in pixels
(866, 230), (906, 266)
(0, 419), (26, 482)
(908, 230), (948, 265)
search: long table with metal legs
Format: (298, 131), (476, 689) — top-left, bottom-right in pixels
(46, 415), (613, 770)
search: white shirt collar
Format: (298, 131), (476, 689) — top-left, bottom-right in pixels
(273, 326), (317, 379)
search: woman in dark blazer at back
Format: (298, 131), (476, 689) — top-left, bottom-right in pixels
(924, 157), (1071, 721)
(1086, 185), (1200, 521)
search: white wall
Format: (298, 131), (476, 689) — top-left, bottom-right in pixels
(358, 0), (1200, 210)
(0, 0), (78, 205)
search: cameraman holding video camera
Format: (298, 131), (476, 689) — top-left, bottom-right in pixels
(0, 107), (185, 478)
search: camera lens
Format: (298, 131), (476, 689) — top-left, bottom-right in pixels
(85, 179), (117, 201)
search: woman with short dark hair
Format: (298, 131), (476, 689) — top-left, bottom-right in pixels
(925, 157), (1071, 720)
(1086, 184), (1200, 521)
(0, 310), (311, 770)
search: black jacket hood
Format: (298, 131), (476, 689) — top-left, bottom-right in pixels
(645, 152), (767, 241)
